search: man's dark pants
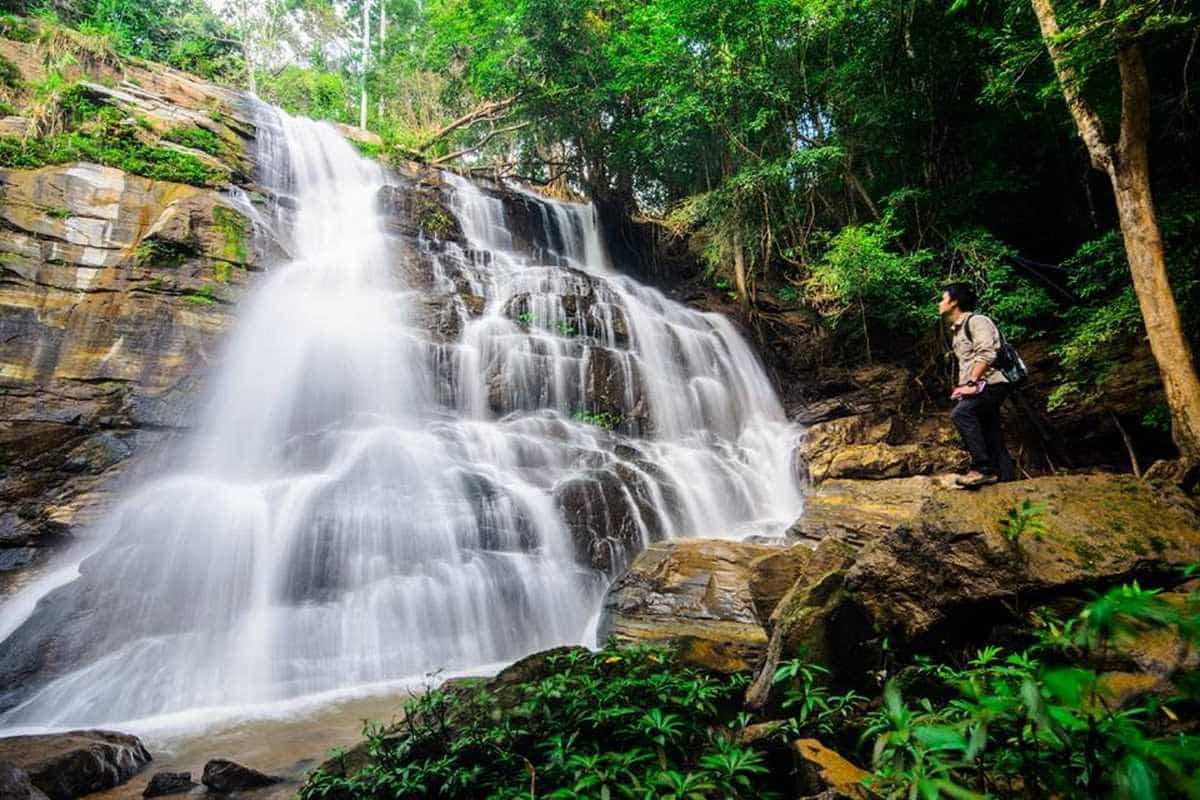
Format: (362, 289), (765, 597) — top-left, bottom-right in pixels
(951, 383), (1015, 481)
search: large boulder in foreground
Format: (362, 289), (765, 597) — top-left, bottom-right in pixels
(844, 473), (1200, 640)
(0, 730), (151, 799)
(598, 539), (811, 672)
(749, 473), (1200, 699)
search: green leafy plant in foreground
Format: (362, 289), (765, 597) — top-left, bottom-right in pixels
(863, 578), (1200, 800)
(299, 643), (771, 800)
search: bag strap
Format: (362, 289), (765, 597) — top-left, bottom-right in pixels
(963, 313), (974, 343)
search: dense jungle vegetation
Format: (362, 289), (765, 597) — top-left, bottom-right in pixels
(7, 0), (1197, 467)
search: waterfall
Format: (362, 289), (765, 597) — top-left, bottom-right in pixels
(0, 105), (802, 731)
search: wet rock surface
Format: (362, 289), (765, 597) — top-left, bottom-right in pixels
(598, 539), (812, 672)
(200, 759), (283, 793)
(0, 763), (50, 800)
(0, 729), (151, 799)
(142, 771), (196, 797)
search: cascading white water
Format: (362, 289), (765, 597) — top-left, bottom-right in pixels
(0, 105), (802, 731)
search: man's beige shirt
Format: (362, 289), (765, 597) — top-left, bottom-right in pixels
(950, 313), (1008, 386)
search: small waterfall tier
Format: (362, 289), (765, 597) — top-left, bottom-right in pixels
(0, 105), (802, 730)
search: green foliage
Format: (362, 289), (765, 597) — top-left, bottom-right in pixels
(182, 284), (218, 305)
(863, 579), (1200, 800)
(258, 66), (351, 124)
(31, 1), (243, 83)
(946, 228), (1056, 341)
(0, 55), (22, 90)
(0, 84), (223, 186)
(133, 237), (193, 268)
(807, 220), (937, 359)
(999, 499), (1047, 543)
(0, 14), (37, 43)
(45, 206), (72, 219)
(1050, 193), (1200, 411)
(162, 125), (223, 157)
(772, 652), (866, 739)
(299, 643), (770, 800)
(775, 286), (800, 305)
(572, 409), (623, 431)
(415, 198), (456, 238)
(0, 129), (221, 186)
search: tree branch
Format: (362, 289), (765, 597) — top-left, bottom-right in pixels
(430, 121), (531, 165)
(417, 98), (516, 152)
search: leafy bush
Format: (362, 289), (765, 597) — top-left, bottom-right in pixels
(863, 579), (1200, 800)
(0, 55), (22, 90)
(999, 499), (1047, 543)
(807, 221), (937, 359)
(300, 643), (768, 800)
(946, 227), (1056, 342)
(259, 66), (351, 124)
(1050, 193), (1200, 411)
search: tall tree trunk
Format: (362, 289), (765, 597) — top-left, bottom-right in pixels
(732, 224), (749, 312)
(1030, 0), (1200, 463)
(359, 0), (370, 130)
(377, 0), (386, 120)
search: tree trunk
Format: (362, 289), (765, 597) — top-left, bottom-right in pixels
(732, 225), (749, 312)
(1110, 153), (1200, 461)
(1030, 0), (1200, 462)
(359, 0), (370, 130)
(377, 0), (386, 120)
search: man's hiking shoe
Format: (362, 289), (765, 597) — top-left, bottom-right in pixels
(955, 470), (999, 488)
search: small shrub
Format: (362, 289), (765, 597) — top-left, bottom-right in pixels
(863, 578), (1200, 799)
(0, 54), (22, 90)
(0, 14), (36, 43)
(572, 409), (623, 430)
(183, 284), (218, 306)
(1000, 499), (1047, 543)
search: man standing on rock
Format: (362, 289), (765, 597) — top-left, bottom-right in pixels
(940, 282), (1016, 487)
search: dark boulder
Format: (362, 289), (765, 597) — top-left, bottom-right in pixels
(142, 771), (196, 797)
(0, 763), (50, 800)
(201, 759), (283, 794)
(0, 729), (151, 800)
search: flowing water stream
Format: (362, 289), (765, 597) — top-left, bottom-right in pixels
(0, 105), (802, 734)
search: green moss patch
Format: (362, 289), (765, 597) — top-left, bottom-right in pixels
(0, 85), (224, 187)
(163, 125), (224, 157)
(211, 205), (248, 265)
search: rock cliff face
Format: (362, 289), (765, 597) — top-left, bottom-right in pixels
(0, 42), (269, 590)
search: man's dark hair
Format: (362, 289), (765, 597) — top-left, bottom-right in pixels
(943, 282), (978, 312)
